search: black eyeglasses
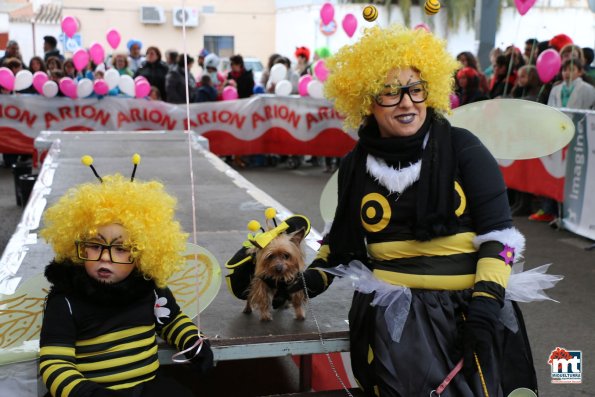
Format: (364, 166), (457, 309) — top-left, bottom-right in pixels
(374, 80), (429, 107)
(75, 241), (135, 264)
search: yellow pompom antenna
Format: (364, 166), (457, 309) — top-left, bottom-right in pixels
(81, 155), (103, 183)
(264, 207), (278, 228)
(247, 220), (262, 232)
(131, 153), (141, 181)
(424, 0), (441, 15)
(363, 5), (378, 22)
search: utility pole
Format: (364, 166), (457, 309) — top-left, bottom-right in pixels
(475, 0), (500, 70)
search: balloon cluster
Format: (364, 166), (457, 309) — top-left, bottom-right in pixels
(320, 3), (358, 38)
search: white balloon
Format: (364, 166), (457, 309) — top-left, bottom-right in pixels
(14, 70), (33, 91)
(77, 78), (94, 98)
(118, 75), (135, 97)
(307, 80), (324, 99)
(104, 69), (120, 90)
(269, 64), (287, 84)
(42, 80), (58, 98)
(274, 79), (292, 96)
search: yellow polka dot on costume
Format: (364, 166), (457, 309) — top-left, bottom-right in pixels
(361, 193), (391, 233)
(366, 206), (376, 219)
(424, 0), (441, 15)
(363, 5), (378, 22)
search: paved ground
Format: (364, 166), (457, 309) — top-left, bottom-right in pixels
(1, 157), (594, 396)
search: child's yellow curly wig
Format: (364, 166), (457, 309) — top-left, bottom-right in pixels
(324, 25), (460, 129)
(40, 174), (188, 287)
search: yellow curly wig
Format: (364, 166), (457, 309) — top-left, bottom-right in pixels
(324, 25), (460, 129)
(40, 174), (188, 287)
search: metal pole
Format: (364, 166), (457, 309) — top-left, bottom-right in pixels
(475, 0), (500, 71)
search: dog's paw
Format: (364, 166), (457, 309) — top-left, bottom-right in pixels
(295, 313), (305, 321)
(259, 313), (273, 321)
(243, 307), (252, 314)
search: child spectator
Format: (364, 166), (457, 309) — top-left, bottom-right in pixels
(456, 67), (488, 105)
(195, 75), (217, 102)
(29, 56), (47, 73)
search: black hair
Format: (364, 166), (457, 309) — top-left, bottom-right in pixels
(230, 55), (244, 68)
(177, 53), (194, 69)
(44, 36), (58, 48)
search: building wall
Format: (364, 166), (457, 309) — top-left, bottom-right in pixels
(61, 0), (276, 66)
(9, 23), (61, 63)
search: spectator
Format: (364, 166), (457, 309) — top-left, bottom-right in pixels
(29, 56), (46, 73)
(135, 46), (169, 101)
(195, 75), (218, 102)
(560, 44), (595, 86)
(165, 53), (196, 104)
(294, 46), (311, 76)
(489, 54), (516, 98)
(260, 53), (281, 86)
(165, 50), (179, 71)
(483, 47), (503, 79)
(202, 53), (226, 97)
(511, 65), (545, 103)
(227, 54), (254, 98)
(456, 67), (489, 105)
(149, 85), (162, 101)
(43, 36), (63, 61)
(524, 38), (539, 65)
(63, 58), (78, 79)
(456, 51), (489, 93)
(0, 40), (21, 65)
(46, 56), (63, 74)
(127, 39), (145, 73)
(197, 49), (209, 69)
(267, 57), (299, 94)
(583, 47), (595, 81)
(112, 53), (133, 76)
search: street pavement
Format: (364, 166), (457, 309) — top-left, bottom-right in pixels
(1, 158), (593, 396)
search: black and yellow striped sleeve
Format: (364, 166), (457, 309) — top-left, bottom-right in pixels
(473, 240), (513, 304)
(155, 288), (201, 353)
(224, 246), (255, 300)
(40, 296), (100, 397)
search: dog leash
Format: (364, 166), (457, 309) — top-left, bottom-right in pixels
(300, 272), (354, 397)
(430, 359), (463, 396)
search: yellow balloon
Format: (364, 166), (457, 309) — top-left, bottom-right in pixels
(445, 99), (574, 160)
(363, 5), (378, 22)
(320, 170), (339, 223)
(424, 0), (441, 15)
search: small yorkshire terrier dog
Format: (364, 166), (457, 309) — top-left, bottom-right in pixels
(245, 230), (307, 321)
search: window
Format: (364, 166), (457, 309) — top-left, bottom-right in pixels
(204, 36), (234, 58)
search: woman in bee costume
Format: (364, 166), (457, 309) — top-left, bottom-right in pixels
(283, 26), (540, 396)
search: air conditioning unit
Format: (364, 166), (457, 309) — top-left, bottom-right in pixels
(172, 7), (199, 27)
(140, 6), (165, 24)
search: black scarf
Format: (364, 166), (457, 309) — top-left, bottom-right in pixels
(328, 109), (459, 266)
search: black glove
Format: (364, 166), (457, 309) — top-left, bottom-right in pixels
(462, 296), (501, 378)
(188, 338), (214, 374)
(286, 268), (327, 298)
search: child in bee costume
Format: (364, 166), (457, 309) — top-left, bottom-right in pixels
(39, 155), (213, 397)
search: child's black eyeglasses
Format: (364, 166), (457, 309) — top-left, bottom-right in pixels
(374, 80), (428, 107)
(75, 241), (134, 264)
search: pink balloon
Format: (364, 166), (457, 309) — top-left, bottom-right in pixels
(298, 75), (313, 96)
(59, 77), (77, 98)
(313, 60), (329, 82)
(0, 67), (15, 91)
(73, 49), (89, 72)
(414, 23), (431, 32)
(106, 28), (121, 50)
(89, 42), (105, 66)
(320, 3), (335, 25)
(134, 76), (148, 83)
(222, 86), (239, 101)
(61, 16), (78, 39)
(450, 93), (460, 109)
(514, 0), (537, 16)
(536, 49), (561, 83)
(135, 80), (151, 98)
(33, 71), (49, 94)
(342, 14), (358, 38)
(93, 79), (109, 96)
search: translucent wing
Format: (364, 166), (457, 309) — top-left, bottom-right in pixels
(168, 243), (222, 319)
